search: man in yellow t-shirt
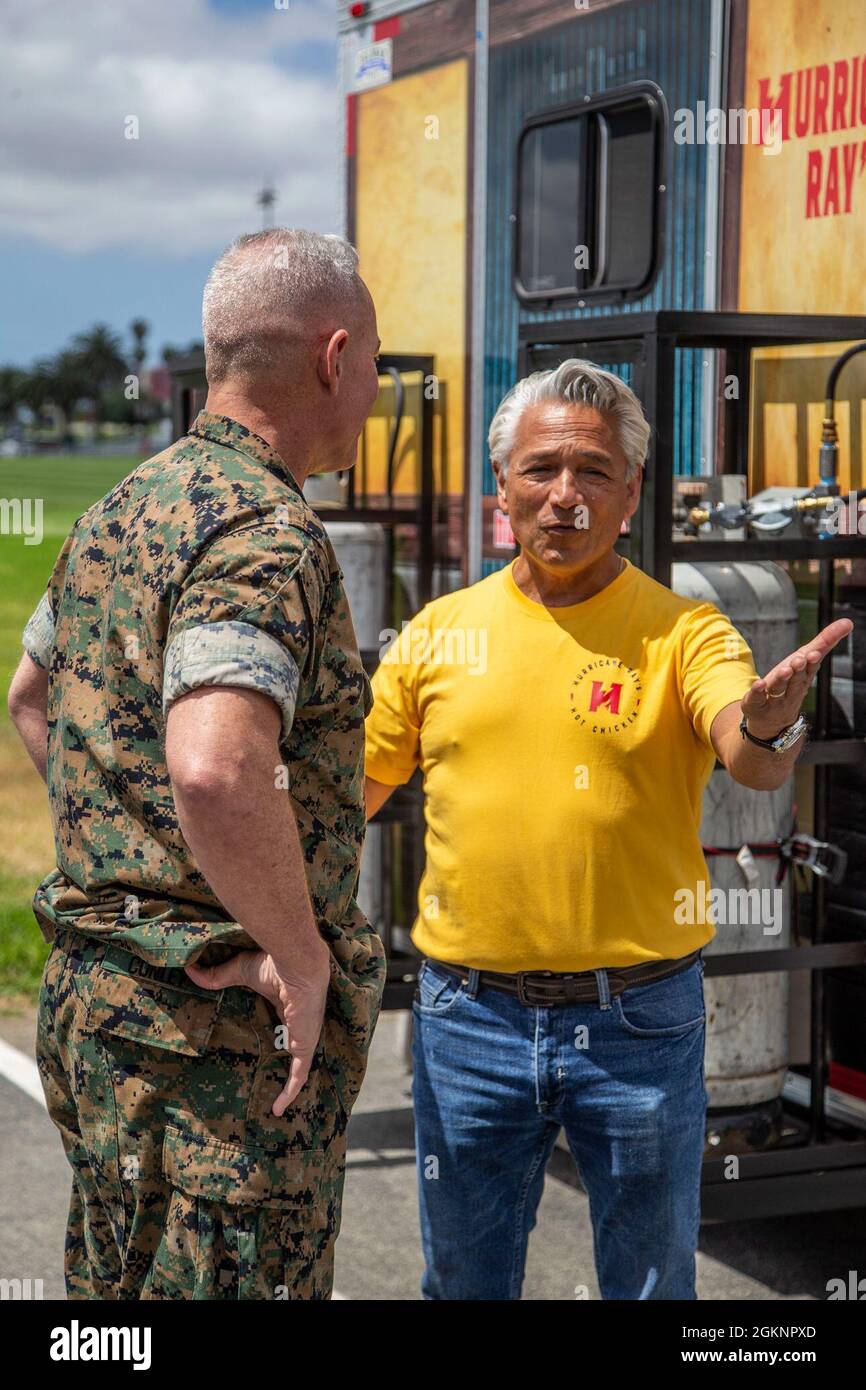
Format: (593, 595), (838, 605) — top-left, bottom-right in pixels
(365, 359), (851, 1301)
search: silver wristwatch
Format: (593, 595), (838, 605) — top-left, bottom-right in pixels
(739, 711), (808, 753)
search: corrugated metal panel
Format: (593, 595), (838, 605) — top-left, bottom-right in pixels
(483, 0), (713, 512)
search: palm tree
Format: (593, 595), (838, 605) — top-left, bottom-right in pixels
(128, 319), (150, 426)
(130, 319), (149, 376)
(25, 353), (89, 435)
(70, 324), (129, 416)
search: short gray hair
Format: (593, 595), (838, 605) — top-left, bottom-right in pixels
(203, 228), (364, 383)
(488, 358), (651, 481)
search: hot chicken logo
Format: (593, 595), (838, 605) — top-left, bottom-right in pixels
(571, 658), (641, 733)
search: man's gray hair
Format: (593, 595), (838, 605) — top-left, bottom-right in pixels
(488, 359), (651, 481)
(202, 228), (364, 383)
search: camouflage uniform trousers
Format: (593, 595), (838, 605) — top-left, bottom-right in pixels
(36, 931), (351, 1300)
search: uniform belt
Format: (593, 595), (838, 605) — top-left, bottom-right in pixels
(430, 949), (702, 1007)
(50, 928), (218, 997)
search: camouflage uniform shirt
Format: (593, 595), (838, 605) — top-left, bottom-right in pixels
(23, 411), (385, 1113)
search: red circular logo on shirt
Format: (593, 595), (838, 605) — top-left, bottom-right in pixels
(570, 657), (642, 733)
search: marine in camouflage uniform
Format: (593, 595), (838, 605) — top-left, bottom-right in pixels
(24, 410), (386, 1299)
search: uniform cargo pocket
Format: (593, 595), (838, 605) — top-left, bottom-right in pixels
(143, 1122), (332, 1300)
(86, 960), (222, 1056)
(161, 1122), (324, 1207)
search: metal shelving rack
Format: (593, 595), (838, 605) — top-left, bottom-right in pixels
(346, 353), (436, 1012)
(519, 311), (866, 1218)
(169, 351), (435, 1012)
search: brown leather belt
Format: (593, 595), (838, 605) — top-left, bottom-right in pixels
(429, 949), (702, 1007)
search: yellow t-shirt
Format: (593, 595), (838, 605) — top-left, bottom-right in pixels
(365, 557), (759, 972)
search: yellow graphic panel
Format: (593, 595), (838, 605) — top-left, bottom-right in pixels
(739, 0), (866, 313)
(355, 61), (468, 497)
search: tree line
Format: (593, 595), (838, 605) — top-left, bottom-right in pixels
(0, 321), (203, 434)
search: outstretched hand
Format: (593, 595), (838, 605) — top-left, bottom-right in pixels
(741, 618), (853, 738)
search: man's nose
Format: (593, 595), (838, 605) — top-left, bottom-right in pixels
(549, 472), (582, 508)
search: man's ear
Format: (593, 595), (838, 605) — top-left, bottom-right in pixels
(623, 463), (643, 521)
(492, 457), (508, 511)
(318, 329), (349, 394)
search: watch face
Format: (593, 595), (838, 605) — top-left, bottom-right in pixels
(774, 717), (806, 751)
(741, 714), (806, 750)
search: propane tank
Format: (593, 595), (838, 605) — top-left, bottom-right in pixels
(320, 521), (387, 931)
(672, 561), (800, 1145)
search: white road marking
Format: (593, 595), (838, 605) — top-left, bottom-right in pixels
(0, 1036), (45, 1107)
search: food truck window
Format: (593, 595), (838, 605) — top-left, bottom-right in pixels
(516, 86), (665, 304)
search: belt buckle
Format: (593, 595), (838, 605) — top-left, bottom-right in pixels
(516, 971), (572, 1007)
(516, 971), (534, 1006)
(517, 971), (562, 1006)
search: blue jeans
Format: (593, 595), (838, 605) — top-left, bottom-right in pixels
(412, 955), (708, 1300)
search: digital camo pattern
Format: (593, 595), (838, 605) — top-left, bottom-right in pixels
(162, 618), (301, 740)
(28, 413), (386, 1297)
(38, 934), (350, 1299)
(28, 410), (384, 1072)
(30, 412), (375, 944)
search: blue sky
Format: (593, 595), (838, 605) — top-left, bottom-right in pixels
(0, 0), (341, 367)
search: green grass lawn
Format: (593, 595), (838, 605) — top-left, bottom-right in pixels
(0, 454), (136, 999)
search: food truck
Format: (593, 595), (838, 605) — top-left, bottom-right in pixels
(171, 0), (866, 1219)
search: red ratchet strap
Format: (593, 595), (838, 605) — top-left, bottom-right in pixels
(702, 814), (848, 888)
(703, 840), (792, 887)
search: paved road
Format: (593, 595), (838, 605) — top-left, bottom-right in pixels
(1, 1006), (863, 1300)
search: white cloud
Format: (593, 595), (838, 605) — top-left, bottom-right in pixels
(0, 0), (341, 254)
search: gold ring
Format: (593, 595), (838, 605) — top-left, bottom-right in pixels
(767, 689), (787, 698)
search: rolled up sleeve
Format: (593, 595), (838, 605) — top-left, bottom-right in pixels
(162, 523), (324, 741)
(22, 591), (55, 670)
(163, 620), (301, 740)
(22, 531), (74, 671)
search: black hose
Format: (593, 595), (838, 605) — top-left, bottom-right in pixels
(825, 341), (866, 403)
